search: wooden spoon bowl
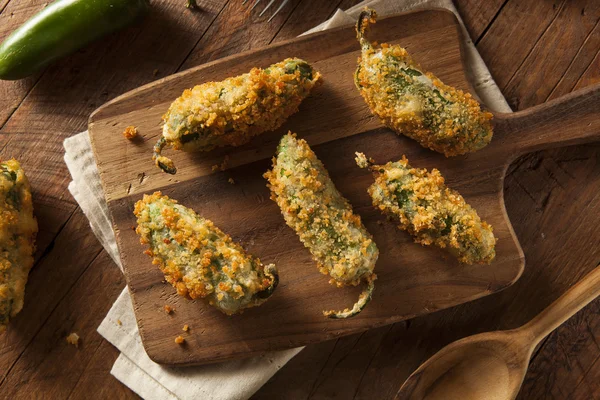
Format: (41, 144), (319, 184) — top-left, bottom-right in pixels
(396, 265), (600, 400)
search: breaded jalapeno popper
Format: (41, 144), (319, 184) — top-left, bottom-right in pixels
(265, 133), (378, 319)
(0, 160), (38, 333)
(134, 192), (278, 315)
(154, 58), (321, 174)
(355, 9), (493, 156)
(356, 153), (496, 264)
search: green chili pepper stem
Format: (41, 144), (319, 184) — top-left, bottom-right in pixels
(356, 9), (376, 50)
(153, 137), (177, 175)
(255, 264), (279, 300)
(323, 275), (376, 319)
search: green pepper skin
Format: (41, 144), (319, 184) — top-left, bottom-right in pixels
(0, 0), (150, 80)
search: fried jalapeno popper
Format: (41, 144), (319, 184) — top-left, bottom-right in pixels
(356, 153), (495, 264)
(134, 192), (278, 315)
(154, 58), (321, 174)
(355, 9), (493, 157)
(265, 133), (378, 319)
(0, 160), (38, 333)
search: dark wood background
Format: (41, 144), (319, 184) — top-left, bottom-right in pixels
(0, 0), (598, 398)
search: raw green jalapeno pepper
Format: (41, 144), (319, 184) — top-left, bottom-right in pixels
(0, 0), (151, 80)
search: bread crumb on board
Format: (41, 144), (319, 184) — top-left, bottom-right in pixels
(123, 125), (138, 140)
(164, 305), (174, 314)
(175, 335), (185, 344)
(228, 177), (235, 185)
(211, 155), (230, 173)
(117, 319), (122, 326)
(182, 324), (189, 332)
(66, 333), (80, 347)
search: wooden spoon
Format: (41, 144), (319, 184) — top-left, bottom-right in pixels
(396, 264), (600, 400)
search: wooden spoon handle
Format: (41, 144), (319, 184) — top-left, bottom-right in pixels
(495, 84), (600, 161)
(520, 264), (600, 345)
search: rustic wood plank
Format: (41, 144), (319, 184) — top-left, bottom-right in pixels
(0, 1), (229, 397)
(251, 340), (339, 399)
(0, 0), (49, 127)
(0, 251), (126, 398)
(270, 0), (356, 42)
(454, 0), (507, 41)
(574, 48), (600, 89)
(547, 21), (600, 101)
(476, 0), (568, 104)
(257, 0), (600, 398)
(0, 209), (104, 384)
(90, 10), (546, 366)
(502, 0), (599, 109)
(179, 0), (303, 69)
(0, 0), (597, 398)
(503, 2), (600, 394)
(0, 0), (229, 256)
(304, 326), (393, 399)
(68, 340), (138, 400)
(91, 12), (476, 202)
(255, 1), (512, 395)
(312, 143), (600, 400)
(518, 296), (600, 399)
(0, 0), (11, 13)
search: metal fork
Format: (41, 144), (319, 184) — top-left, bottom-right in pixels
(243, 0), (291, 22)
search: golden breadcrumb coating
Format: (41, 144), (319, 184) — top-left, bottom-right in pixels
(264, 133), (378, 318)
(66, 332), (80, 347)
(123, 125), (138, 140)
(356, 152), (496, 264)
(355, 9), (493, 156)
(0, 159), (38, 333)
(154, 58), (321, 174)
(134, 192), (278, 315)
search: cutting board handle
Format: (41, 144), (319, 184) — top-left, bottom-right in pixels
(495, 84), (600, 161)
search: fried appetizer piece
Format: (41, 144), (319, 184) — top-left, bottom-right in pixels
(356, 153), (495, 264)
(134, 192), (278, 315)
(0, 160), (38, 333)
(355, 9), (493, 157)
(154, 58), (321, 174)
(264, 133), (378, 319)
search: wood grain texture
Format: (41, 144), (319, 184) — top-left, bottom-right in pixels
(88, 9), (528, 367)
(88, 8), (599, 366)
(0, 0), (597, 397)
(0, 210), (104, 384)
(0, 0), (47, 127)
(0, 251), (125, 399)
(90, 10), (473, 202)
(256, 0), (600, 399)
(519, 297), (600, 399)
(0, 0), (229, 257)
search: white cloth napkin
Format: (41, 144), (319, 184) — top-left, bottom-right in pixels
(64, 1), (511, 399)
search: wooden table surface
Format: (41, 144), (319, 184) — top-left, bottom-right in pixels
(0, 0), (598, 399)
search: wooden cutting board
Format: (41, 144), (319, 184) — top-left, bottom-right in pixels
(88, 9), (600, 366)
